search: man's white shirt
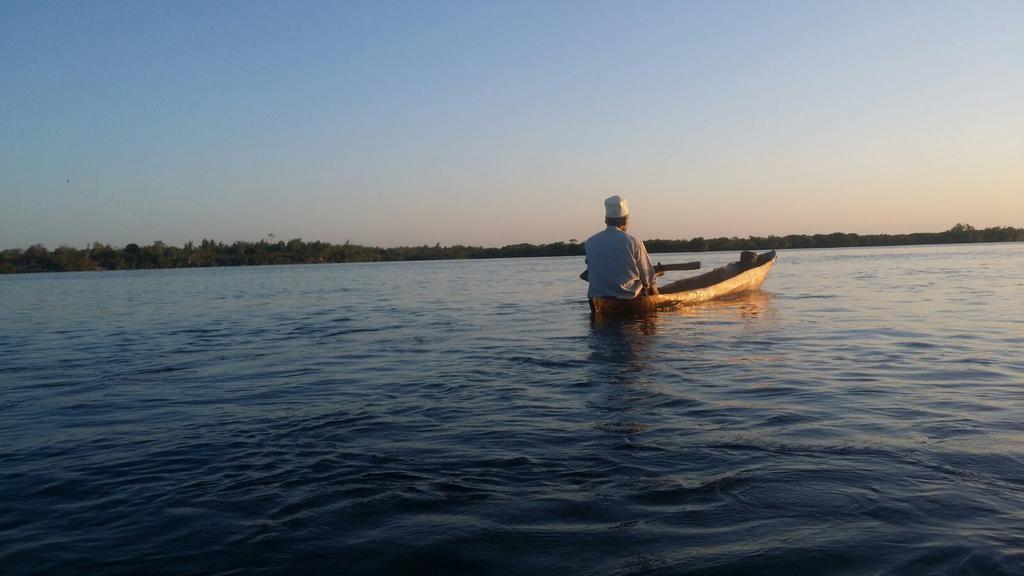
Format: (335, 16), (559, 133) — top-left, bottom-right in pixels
(584, 226), (657, 299)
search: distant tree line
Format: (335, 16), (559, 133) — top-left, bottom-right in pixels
(2, 223), (1022, 274)
(645, 223), (1024, 252)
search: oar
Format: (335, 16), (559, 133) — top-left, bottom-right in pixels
(655, 261), (701, 273)
(580, 261), (700, 281)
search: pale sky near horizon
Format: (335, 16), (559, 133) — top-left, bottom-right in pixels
(2, 1), (1022, 249)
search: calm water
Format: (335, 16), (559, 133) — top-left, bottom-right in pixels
(2, 244), (1023, 575)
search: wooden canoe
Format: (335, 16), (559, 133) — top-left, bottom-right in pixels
(589, 250), (777, 315)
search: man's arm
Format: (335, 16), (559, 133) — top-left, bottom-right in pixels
(638, 241), (659, 295)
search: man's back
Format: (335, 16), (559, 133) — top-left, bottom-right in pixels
(585, 226), (656, 299)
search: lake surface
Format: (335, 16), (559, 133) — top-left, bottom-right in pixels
(2, 243), (1023, 575)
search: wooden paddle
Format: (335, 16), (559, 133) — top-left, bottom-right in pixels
(655, 261), (701, 273)
(580, 261), (700, 281)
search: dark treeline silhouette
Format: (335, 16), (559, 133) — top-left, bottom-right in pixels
(2, 223), (1022, 274)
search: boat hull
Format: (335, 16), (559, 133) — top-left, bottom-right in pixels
(589, 250), (777, 315)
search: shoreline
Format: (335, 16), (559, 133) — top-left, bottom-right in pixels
(3, 230), (1022, 275)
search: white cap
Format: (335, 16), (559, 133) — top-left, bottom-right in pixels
(604, 195), (629, 218)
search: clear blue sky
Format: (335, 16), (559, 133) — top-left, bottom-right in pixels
(2, 1), (1022, 249)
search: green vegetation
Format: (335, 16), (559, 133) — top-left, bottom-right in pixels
(645, 223), (1024, 252)
(2, 224), (1022, 274)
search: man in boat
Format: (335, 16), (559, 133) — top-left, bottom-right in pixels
(581, 195), (660, 300)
